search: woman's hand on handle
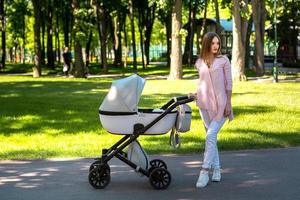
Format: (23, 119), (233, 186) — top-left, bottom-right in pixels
(188, 93), (197, 100)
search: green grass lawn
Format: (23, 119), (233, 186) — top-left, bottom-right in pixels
(0, 72), (300, 160)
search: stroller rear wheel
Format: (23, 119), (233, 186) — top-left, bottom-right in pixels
(150, 159), (167, 169)
(149, 168), (171, 189)
(88, 164), (111, 189)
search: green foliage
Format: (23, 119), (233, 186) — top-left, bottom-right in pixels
(206, 0), (232, 19)
(5, 0), (31, 49)
(267, 1), (300, 42)
(72, 4), (96, 44)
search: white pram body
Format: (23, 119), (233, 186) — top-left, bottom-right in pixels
(99, 74), (191, 135)
(100, 109), (177, 135)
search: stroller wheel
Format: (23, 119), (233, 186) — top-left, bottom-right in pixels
(89, 159), (107, 172)
(150, 159), (167, 169)
(88, 164), (111, 189)
(149, 168), (171, 190)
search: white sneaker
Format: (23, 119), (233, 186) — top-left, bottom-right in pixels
(212, 168), (221, 182)
(196, 170), (209, 188)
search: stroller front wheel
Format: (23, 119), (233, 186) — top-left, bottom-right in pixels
(88, 164), (111, 189)
(89, 159), (108, 172)
(149, 168), (171, 190)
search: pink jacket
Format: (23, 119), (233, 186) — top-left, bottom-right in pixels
(195, 55), (233, 121)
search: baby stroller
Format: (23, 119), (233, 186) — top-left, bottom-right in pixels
(88, 74), (194, 190)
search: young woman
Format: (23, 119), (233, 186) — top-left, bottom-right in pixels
(190, 32), (233, 188)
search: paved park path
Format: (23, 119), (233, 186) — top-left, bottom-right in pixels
(1, 147), (300, 200)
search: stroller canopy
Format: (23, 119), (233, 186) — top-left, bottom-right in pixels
(100, 74), (146, 112)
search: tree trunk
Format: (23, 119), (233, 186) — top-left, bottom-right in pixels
(252, 0), (265, 76)
(55, 8), (61, 64)
(32, 0), (42, 77)
(214, 0), (221, 36)
(96, 6), (108, 73)
(0, 0), (5, 70)
(114, 14), (123, 67)
(14, 45), (16, 62)
(22, 14), (26, 64)
(129, 0), (137, 70)
(93, 0), (109, 72)
(165, 14), (172, 68)
(144, 4), (156, 66)
(169, 0), (182, 80)
(72, 0), (85, 78)
(183, 0), (197, 66)
(63, 0), (71, 48)
(47, 0), (55, 69)
(245, 15), (253, 69)
(73, 40), (85, 77)
(188, 0), (197, 67)
(138, 10), (145, 69)
(123, 17), (128, 68)
(198, 0), (207, 55)
(183, 0), (192, 65)
(232, 0), (248, 81)
(85, 31), (92, 69)
(41, 15), (46, 65)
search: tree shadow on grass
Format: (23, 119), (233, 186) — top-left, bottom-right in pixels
(219, 128), (300, 150)
(233, 105), (277, 117)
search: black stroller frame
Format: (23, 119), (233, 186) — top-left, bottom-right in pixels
(88, 96), (194, 190)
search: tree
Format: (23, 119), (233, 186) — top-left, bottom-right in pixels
(129, 0), (137, 70)
(245, 15), (253, 69)
(183, 0), (198, 67)
(6, 0), (30, 64)
(213, 0), (221, 36)
(93, 0), (109, 72)
(110, 0), (127, 68)
(169, 0), (182, 80)
(71, 0), (88, 78)
(197, 0), (208, 55)
(232, 0), (248, 81)
(0, 0), (5, 69)
(62, 0), (72, 48)
(53, 0), (63, 63)
(46, 0), (55, 69)
(137, 0), (146, 69)
(144, 1), (156, 66)
(32, 0), (42, 77)
(268, 0), (300, 62)
(252, 0), (265, 76)
(156, 0), (172, 68)
(136, 0), (157, 68)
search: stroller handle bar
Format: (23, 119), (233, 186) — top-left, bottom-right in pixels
(160, 95), (195, 110)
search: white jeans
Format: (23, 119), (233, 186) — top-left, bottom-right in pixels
(199, 109), (226, 169)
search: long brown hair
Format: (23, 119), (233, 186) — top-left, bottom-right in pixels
(200, 32), (221, 66)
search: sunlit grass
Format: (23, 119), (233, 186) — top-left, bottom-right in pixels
(0, 74), (300, 159)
